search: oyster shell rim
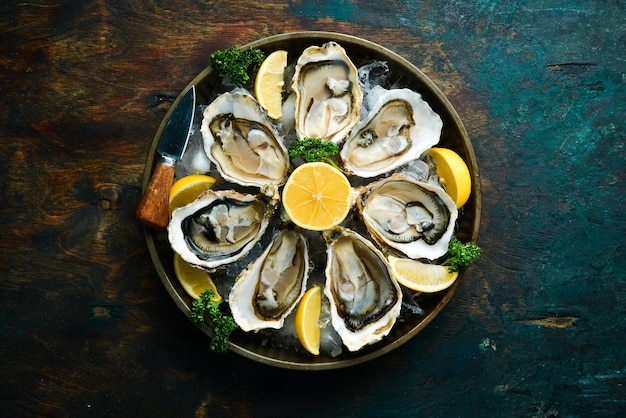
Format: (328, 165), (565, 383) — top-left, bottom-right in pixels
(339, 86), (444, 178)
(200, 89), (290, 188)
(323, 227), (403, 352)
(356, 173), (459, 261)
(229, 228), (310, 332)
(167, 189), (277, 270)
(291, 41), (364, 144)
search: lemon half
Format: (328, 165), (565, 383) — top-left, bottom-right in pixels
(282, 162), (353, 231)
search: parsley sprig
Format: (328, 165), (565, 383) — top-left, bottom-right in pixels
(191, 289), (238, 353)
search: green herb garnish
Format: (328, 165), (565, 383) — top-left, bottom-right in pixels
(442, 238), (481, 273)
(210, 46), (265, 85)
(191, 289), (238, 353)
(288, 137), (339, 165)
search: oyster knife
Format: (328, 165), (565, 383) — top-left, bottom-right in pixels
(136, 86), (196, 228)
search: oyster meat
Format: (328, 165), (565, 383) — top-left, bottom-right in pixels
(357, 173), (457, 260)
(230, 229), (310, 332)
(292, 42), (363, 143)
(200, 89), (290, 187)
(168, 188), (277, 270)
(340, 86), (442, 177)
(323, 228), (402, 352)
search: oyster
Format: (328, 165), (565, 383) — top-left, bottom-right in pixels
(230, 229), (310, 332)
(168, 188), (277, 270)
(323, 228), (402, 352)
(292, 42), (362, 143)
(200, 89), (290, 187)
(340, 86), (442, 177)
(357, 173), (457, 260)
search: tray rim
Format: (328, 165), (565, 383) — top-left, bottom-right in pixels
(140, 30), (481, 370)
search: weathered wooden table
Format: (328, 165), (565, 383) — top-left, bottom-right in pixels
(2, 1), (624, 416)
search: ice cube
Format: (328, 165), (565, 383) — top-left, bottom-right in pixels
(320, 324), (343, 358)
(358, 61), (391, 95)
(397, 158), (430, 183)
(176, 127), (211, 179)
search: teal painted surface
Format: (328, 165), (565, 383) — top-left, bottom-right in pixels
(413, 3), (625, 416)
(288, 1), (625, 416)
(289, 0), (356, 20)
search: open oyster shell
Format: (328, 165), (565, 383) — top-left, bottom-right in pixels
(291, 41), (363, 144)
(168, 188), (278, 270)
(200, 89), (290, 188)
(230, 229), (310, 332)
(340, 86), (442, 178)
(356, 173), (458, 260)
(323, 227), (403, 352)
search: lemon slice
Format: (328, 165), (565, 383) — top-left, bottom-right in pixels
(254, 50), (287, 119)
(282, 162), (353, 231)
(388, 256), (459, 293)
(173, 253), (222, 301)
(169, 174), (216, 215)
(295, 286), (321, 355)
(428, 147), (472, 209)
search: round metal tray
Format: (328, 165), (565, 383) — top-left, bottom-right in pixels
(141, 31), (481, 370)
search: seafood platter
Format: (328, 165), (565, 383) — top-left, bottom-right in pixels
(140, 32), (481, 370)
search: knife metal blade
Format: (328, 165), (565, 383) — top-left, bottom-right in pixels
(136, 86), (196, 228)
(157, 86), (196, 164)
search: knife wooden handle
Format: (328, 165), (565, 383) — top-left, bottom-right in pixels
(135, 161), (175, 229)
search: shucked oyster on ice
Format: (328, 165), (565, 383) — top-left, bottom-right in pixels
(356, 173), (457, 260)
(168, 188), (277, 270)
(169, 41), (464, 358)
(292, 42), (363, 143)
(340, 86), (443, 178)
(230, 229), (309, 332)
(323, 227), (402, 352)
(200, 89), (290, 188)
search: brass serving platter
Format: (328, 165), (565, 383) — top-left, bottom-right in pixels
(141, 31), (481, 370)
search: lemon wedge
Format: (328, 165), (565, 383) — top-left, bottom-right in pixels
(428, 147), (472, 209)
(388, 256), (459, 293)
(295, 286), (322, 355)
(173, 253), (221, 301)
(254, 50), (287, 119)
(169, 174), (216, 215)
